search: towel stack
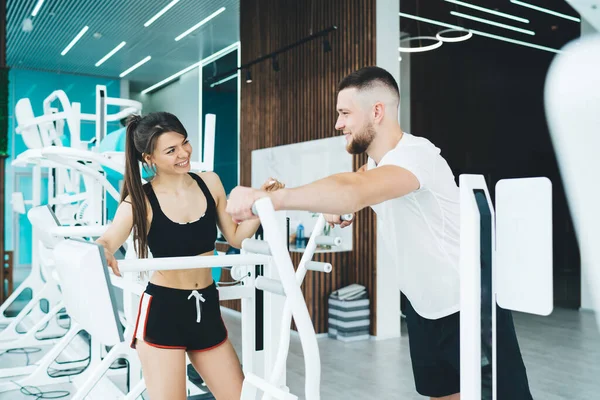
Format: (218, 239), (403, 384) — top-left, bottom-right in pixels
(328, 284), (370, 342)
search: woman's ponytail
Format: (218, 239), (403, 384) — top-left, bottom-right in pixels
(122, 115), (149, 259)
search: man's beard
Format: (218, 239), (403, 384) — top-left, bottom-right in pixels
(346, 122), (376, 154)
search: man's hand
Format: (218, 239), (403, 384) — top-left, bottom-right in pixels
(357, 163), (368, 173)
(226, 186), (268, 223)
(324, 213), (354, 229)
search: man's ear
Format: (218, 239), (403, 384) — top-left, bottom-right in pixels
(373, 101), (385, 124)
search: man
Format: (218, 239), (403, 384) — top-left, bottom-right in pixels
(226, 66), (532, 400)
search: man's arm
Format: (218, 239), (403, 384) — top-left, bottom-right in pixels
(226, 166), (420, 222)
(272, 165), (419, 214)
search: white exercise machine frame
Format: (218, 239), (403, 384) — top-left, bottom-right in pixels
(16, 197), (335, 399)
(1, 147), (127, 340)
(460, 174), (553, 400)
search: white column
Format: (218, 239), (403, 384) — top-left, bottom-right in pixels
(375, 0), (401, 339)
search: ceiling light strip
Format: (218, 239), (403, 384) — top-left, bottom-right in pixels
(510, 0), (581, 22)
(120, 56), (152, 78)
(468, 28), (560, 53)
(209, 73), (238, 88)
(95, 41), (127, 67)
(450, 11), (535, 35)
(142, 63), (199, 94)
(142, 42), (240, 94)
(61, 26), (89, 56)
(200, 41), (240, 66)
(399, 12), (464, 30)
(175, 7), (226, 41)
(398, 12), (561, 54)
(144, 0), (180, 27)
(444, 0), (529, 23)
(31, 0), (45, 17)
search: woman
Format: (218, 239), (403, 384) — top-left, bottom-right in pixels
(96, 112), (283, 400)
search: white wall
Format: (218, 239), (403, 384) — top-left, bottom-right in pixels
(580, 18), (597, 312)
(375, 0), (401, 339)
(120, 79), (130, 100)
(132, 68), (202, 162)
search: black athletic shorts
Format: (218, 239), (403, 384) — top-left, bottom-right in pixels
(130, 281), (228, 351)
(404, 299), (533, 399)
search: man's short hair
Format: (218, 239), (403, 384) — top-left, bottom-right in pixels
(338, 66), (400, 99)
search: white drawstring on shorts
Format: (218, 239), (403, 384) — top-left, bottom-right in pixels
(187, 290), (206, 323)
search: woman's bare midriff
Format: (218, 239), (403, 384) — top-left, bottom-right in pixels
(149, 249), (217, 290)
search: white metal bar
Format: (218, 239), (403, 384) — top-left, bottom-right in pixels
(49, 225), (108, 238)
(217, 285), (254, 301)
(118, 254), (270, 273)
(203, 113), (216, 171)
(104, 107), (140, 122)
(241, 261), (256, 377)
(244, 373), (298, 400)
(265, 214), (327, 399)
(0, 365), (38, 379)
(105, 97), (142, 109)
(341, 214), (353, 221)
(15, 111), (71, 132)
(242, 238), (272, 255)
(41, 146), (126, 174)
(254, 198), (321, 400)
(123, 379), (146, 400)
(314, 236), (342, 247)
(255, 276), (285, 296)
(79, 113), (97, 121)
(42, 155), (121, 202)
(305, 261), (332, 273)
(459, 174), (484, 400)
(32, 165), (41, 207)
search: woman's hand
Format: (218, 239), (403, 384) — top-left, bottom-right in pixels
(261, 177), (285, 192)
(105, 250), (121, 277)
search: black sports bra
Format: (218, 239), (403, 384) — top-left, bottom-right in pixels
(144, 173), (217, 258)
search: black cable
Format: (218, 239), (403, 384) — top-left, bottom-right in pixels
(46, 360), (90, 378)
(2, 347), (42, 366)
(0, 345), (90, 377)
(53, 326), (90, 366)
(109, 358), (131, 391)
(47, 337), (91, 378)
(10, 380), (70, 399)
(47, 339), (91, 373)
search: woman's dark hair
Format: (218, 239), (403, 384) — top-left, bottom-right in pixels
(122, 112), (188, 258)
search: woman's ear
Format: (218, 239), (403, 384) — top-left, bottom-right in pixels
(143, 153), (153, 166)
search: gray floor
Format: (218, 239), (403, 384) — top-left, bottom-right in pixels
(0, 307), (597, 399)
(225, 307), (600, 400)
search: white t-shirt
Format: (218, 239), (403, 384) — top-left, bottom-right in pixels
(367, 133), (460, 319)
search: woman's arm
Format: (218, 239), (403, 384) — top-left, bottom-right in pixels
(202, 172), (283, 248)
(96, 198), (135, 276)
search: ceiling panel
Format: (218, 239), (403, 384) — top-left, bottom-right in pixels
(7, 0), (239, 87)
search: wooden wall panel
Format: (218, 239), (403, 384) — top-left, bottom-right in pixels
(221, 0), (377, 335)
